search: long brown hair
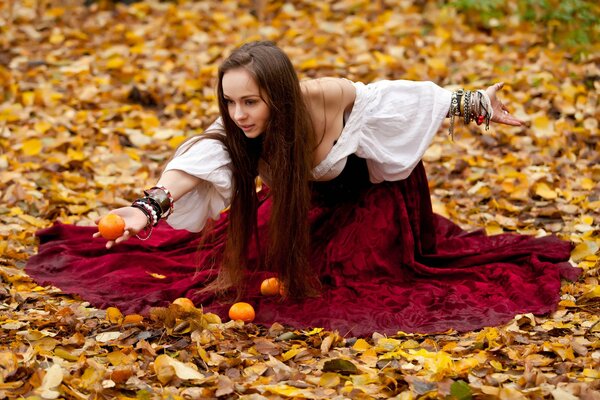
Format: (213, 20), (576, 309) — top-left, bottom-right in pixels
(205, 41), (317, 298)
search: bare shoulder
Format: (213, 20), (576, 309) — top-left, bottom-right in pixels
(300, 77), (356, 109)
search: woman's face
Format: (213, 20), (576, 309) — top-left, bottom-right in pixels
(222, 68), (270, 138)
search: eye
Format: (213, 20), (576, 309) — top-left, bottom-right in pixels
(224, 99), (233, 105)
(245, 99), (257, 106)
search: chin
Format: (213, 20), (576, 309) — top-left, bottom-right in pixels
(244, 130), (264, 139)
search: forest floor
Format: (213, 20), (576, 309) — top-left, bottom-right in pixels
(0, 0), (599, 398)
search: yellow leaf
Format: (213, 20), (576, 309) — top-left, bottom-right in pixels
(583, 368), (600, 379)
(434, 26), (451, 40)
(524, 353), (553, 367)
(352, 338), (371, 352)
(49, 30), (65, 45)
(125, 148), (140, 161)
(147, 271), (166, 279)
(427, 58), (448, 74)
(153, 356), (175, 385)
(106, 57), (125, 69)
(578, 286), (600, 303)
(67, 148), (85, 161)
(476, 327), (502, 349)
(202, 313), (221, 325)
(168, 135), (186, 149)
(581, 215), (594, 225)
(360, 348), (378, 367)
(22, 138), (43, 156)
(485, 222), (504, 236)
(543, 342), (574, 361)
(454, 356), (481, 373)
(580, 178), (595, 190)
(154, 354), (204, 382)
(373, 51), (396, 66)
(282, 347), (302, 361)
(46, 7), (66, 17)
(577, 260), (597, 271)
(36, 364), (63, 398)
(197, 346), (210, 364)
(299, 58), (319, 69)
(263, 384), (318, 398)
(54, 347), (79, 361)
(21, 91), (35, 106)
(304, 327), (323, 336)
(531, 114), (554, 137)
(490, 360), (506, 371)
(0, 352), (19, 375)
(18, 214), (47, 228)
(9, 207), (23, 216)
(106, 307), (123, 324)
(141, 115), (160, 132)
(558, 299), (576, 307)
(34, 121), (52, 134)
(107, 350), (134, 366)
(319, 372), (341, 388)
(571, 241), (599, 262)
(122, 314), (144, 325)
(534, 182), (557, 200)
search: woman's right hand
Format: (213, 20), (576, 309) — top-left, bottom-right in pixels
(93, 206), (149, 249)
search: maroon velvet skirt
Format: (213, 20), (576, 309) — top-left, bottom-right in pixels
(26, 156), (580, 336)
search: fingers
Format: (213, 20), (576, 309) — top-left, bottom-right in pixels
(496, 110), (526, 126)
(100, 229), (132, 250)
(115, 229), (131, 244)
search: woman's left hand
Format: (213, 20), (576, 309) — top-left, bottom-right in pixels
(485, 82), (526, 126)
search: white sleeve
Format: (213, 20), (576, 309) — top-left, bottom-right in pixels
(355, 80), (452, 183)
(163, 118), (233, 232)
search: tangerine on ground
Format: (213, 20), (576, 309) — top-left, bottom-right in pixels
(228, 302), (255, 322)
(260, 277), (281, 296)
(173, 297), (195, 311)
(98, 214), (126, 240)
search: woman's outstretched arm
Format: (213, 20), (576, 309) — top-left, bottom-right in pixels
(93, 169), (203, 249)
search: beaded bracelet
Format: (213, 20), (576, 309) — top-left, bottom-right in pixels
(131, 202), (154, 240)
(133, 199), (160, 226)
(464, 90), (472, 125)
(449, 89), (463, 140)
(449, 88), (494, 135)
(476, 90), (493, 130)
(144, 186), (174, 218)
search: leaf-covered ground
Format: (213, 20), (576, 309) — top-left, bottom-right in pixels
(1, 1), (599, 399)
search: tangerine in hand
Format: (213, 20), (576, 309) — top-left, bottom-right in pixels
(260, 277), (281, 296)
(228, 302), (255, 322)
(98, 214), (126, 240)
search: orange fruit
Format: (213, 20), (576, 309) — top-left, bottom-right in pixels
(260, 277), (281, 296)
(228, 302), (255, 322)
(98, 214), (125, 240)
(173, 297), (195, 311)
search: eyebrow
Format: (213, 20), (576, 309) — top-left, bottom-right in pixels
(223, 94), (261, 100)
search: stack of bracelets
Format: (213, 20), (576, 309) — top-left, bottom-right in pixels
(449, 89), (494, 139)
(131, 186), (174, 240)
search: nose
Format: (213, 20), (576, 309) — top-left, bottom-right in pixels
(234, 105), (247, 122)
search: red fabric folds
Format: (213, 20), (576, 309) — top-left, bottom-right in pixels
(25, 157), (580, 336)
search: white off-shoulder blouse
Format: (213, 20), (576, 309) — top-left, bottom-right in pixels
(164, 80), (452, 232)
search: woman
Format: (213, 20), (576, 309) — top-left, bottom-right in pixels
(26, 41), (580, 336)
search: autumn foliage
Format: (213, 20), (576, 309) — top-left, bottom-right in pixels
(0, 0), (598, 399)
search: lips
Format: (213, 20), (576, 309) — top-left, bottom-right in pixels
(240, 125), (254, 131)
